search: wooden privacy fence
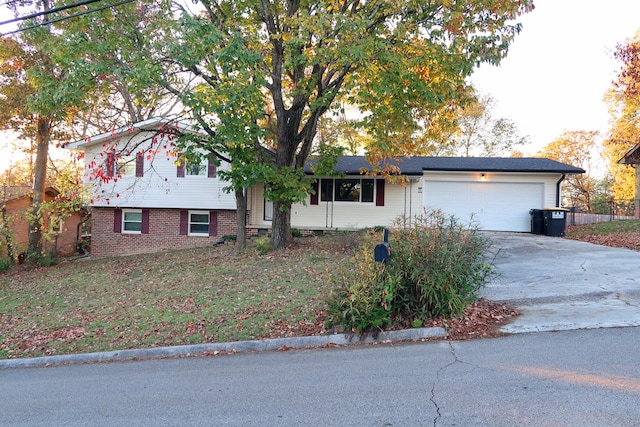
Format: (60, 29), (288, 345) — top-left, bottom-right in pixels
(567, 200), (636, 226)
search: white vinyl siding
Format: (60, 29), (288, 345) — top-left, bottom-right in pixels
(81, 132), (235, 210)
(248, 178), (423, 229)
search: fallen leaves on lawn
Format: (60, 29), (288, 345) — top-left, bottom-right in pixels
(565, 226), (640, 251)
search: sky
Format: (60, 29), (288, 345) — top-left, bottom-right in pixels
(2, 1), (640, 173)
(471, 0), (640, 155)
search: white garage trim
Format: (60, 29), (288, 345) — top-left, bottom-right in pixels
(422, 178), (546, 232)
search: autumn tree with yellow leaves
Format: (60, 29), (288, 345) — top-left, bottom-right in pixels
(603, 34), (640, 202)
(538, 131), (599, 211)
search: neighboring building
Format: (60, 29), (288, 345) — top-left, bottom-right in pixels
(0, 186), (85, 258)
(66, 118), (237, 258)
(68, 119), (584, 258)
(248, 156), (585, 233)
(618, 144), (640, 217)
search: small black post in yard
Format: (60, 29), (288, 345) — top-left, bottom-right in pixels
(374, 228), (391, 263)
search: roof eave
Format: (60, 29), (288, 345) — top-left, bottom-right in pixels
(423, 168), (585, 174)
(64, 118), (200, 150)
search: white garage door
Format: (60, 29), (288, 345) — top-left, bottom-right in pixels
(423, 181), (544, 232)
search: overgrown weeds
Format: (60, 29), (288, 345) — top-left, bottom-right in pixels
(0, 258), (12, 273)
(326, 210), (493, 333)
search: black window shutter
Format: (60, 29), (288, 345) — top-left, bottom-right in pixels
(376, 179), (385, 207)
(179, 210), (188, 235)
(310, 180), (319, 205)
(136, 152), (144, 177)
(106, 153), (115, 177)
(141, 209), (150, 234)
(177, 154), (185, 178)
(207, 158), (217, 178)
(209, 211), (218, 236)
(113, 208), (122, 233)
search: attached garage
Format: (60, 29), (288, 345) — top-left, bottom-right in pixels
(418, 157), (585, 232)
(423, 179), (545, 232)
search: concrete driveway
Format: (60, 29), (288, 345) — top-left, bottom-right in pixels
(481, 232), (640, 333)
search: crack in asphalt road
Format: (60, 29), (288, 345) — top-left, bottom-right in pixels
(431, 342), (459, 427)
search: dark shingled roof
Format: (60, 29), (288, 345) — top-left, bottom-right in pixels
(306, 156), (585, 175)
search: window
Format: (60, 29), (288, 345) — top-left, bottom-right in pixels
(50, 216), (63, 234)
(186, 162), (207, 176)
(189, 211), (210, 235)
(264, 199), (273, 221)
(122, 209), (142, 233)
(320, 179), (333, 202)
(361, 179), (375, 203)
(321, 178), (375, 203)
(104, 152), (143, 177)
(117, 155), (135, 176)
(177, 156), (216, 178)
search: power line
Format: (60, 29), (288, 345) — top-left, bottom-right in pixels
(0, 0), (107, 26)
(0, 0), (21, 8)
(1, 0), (135, 37)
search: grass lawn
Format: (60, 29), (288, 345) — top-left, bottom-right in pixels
(0, 233), (362, 360)
(565, 219), (640, 250)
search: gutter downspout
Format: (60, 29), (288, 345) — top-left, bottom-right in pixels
(556, 174), (566, 207)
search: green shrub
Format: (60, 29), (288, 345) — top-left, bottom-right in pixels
(291, 228), (303, 238)
(326, 209), (493, 333)
(255, 236), (273, 254)
(0, 257), (12, 273)
(25, 252), (58, 268)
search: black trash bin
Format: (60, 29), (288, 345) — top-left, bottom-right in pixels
(542, 208), (568, 237)
(529, 209), (544, 235)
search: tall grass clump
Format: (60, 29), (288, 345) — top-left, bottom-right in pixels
(0, 257), (12, 273)
(326, 209), (493, 333)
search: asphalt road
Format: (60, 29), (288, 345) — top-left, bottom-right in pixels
(2, 327), (639, 427)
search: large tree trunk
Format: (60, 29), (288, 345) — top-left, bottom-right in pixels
(271, 201), (292, 250)
(234, 188), (247, 252)
(28, 116), (51, 255)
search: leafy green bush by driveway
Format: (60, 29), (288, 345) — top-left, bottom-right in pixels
(326, 210), (493, 333)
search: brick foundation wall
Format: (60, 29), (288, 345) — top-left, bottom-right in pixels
(90, 207), (237, 258)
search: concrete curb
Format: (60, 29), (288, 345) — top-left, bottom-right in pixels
(0, 327), (446, 370)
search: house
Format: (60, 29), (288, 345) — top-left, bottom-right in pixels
(68, 119), (584, 258)
(0, 186), (85, 258)
(65, 118), (237, 258)
(248, 156), (585, 233)
(617, 144), (640, 217)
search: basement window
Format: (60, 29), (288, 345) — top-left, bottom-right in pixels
(188, 211), (210, 236)
(122, 209), (142, 234)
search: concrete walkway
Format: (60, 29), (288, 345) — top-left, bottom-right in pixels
(481, 232), (640, 333)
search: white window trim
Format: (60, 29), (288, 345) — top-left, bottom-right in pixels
(50, 216), (63, 234)
(188, 210), (210, 236)
(322, 178), (376, 204)
(264, 199), (273, 221)
(122, 208), (143, 234)
(185, 162), (208, 177)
